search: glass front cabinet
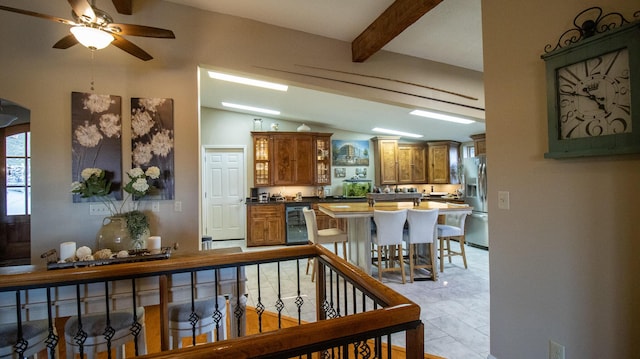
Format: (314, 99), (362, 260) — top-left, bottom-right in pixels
(253, 133), (271, 186)
(251, 132), (332, 187)
(314, 134), (331, 185)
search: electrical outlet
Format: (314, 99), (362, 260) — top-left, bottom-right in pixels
(89, 204), (110, 216)
(549, 340), (565, 359)
(498, 191), (510, 210)
(152, 201), (160, 212)
(174, 201), (182, 212)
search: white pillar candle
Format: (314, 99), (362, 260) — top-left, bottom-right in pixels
(60, 241), (76, 261)
(147, 236), (161, 253)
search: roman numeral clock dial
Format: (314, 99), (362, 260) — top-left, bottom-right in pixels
(557, 48), (631, 139)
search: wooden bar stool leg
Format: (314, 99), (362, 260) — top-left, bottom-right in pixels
(429, 242), (438, 281)
(459, 236), (468, 269)
(439, 237), (445, 272)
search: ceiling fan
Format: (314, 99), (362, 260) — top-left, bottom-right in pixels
(0, 0), (175, 61)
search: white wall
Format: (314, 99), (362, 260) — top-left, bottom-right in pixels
(483, 0), (640, 358)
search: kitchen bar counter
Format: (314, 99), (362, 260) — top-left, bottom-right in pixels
(245, 196), (367, 205)
(318, 201), (471, 274)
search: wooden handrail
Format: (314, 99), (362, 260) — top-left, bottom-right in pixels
(137, 306), (421, 359)
(0, 244), (424, 358)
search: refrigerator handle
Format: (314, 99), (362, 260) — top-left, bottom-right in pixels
(479, 162), (486, 202)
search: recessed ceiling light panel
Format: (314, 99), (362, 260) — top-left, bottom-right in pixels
(410, 110), (475, 124)
(372, 127), (423, 138)
(209, 71), (288, 91)
(222, 102), (281, 115)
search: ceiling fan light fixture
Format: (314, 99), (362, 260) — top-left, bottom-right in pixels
(409, 110), (475, 124)
(371, 127), (423, 138)
(70, 26), (114, 50)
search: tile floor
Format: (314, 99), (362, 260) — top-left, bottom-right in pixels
(211, 239), (490, 359)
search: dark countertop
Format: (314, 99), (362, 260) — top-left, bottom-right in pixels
(245, 196), (367, 205)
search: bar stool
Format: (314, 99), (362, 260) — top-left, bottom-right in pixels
(303, 207), (348, 281)
(372, 209), (408, 284)
(405, 208), (439, 282)
(0, 319), (52, 359)
(168, 296), (227, 349)
(64, 307), (146, 359)
(437, 207), (472, 272)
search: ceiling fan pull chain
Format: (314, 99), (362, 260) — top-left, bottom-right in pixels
(90, 50), (96, 92)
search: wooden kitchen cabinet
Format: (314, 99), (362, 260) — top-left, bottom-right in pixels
(273, 134), (314, 185)
(427, 141), (460, 184)
(246, 203), (285, 247)
(252, 134), (272, 186)
(397, 143), (427, 184)
(251, 132), (332, 186)
(314, 134), (331, 185)
(372, 136), (400, 186)
(372, 137), (427, 185)
(470, 133), (486, 155)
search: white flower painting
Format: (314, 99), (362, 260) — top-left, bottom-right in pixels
(71, 92), (123, 202)
(131, 98), (174, 200)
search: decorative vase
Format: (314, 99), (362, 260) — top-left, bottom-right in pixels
(96, 216), (131, 252)
(131, 227), (151, 250)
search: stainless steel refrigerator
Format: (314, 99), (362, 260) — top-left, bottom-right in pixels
(462, 154), (489, 248)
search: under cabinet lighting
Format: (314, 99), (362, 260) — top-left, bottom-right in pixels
(371, 128), (423, 138)
(409, 110), (475, 124)
(208, 71), (288, 91)
(222, 102), (281, 115)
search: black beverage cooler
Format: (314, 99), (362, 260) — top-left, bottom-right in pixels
(285, 203), (311, 245)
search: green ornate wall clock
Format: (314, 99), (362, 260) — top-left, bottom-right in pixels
(541, 7), (640, 158)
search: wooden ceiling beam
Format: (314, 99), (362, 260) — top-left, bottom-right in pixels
(112, 0), (132, 15)
(351, 0), (442, 62)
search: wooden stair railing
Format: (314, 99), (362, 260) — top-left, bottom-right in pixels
(0, 244), (424, 358)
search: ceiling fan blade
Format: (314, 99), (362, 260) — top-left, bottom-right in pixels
(107, 23), (175, 38)
(53, 34), (79, 49)
(67, 0), (95, 22)
(111, 34), (152, 61)
(0, 5), (77, 26)
(112, 0), (132, 15)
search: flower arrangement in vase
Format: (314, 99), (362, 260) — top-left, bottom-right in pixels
(72, 166), (160, 251)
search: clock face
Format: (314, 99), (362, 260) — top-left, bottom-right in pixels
(556, 48), (632, 139)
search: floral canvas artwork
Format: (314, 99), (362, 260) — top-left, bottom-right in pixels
(72, 92), (123, 202)
(131, 98), (175, 200)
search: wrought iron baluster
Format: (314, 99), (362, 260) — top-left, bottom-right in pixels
(130, 279), (143, 356)
(213, 268), (223, 341)
(233, 265), (245, 337)
(13, 290), (27, 359)
(295, 258), (304, 325)
(275, 262), (284, 329)
(188, 271), (199, 347)
(73, 284), (87, 359)
(255, 264), (264, 333)
(103, 282), (115, 359)
(45, 287), (59, 358)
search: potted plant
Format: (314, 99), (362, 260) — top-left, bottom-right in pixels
(72, 166), (160, 251)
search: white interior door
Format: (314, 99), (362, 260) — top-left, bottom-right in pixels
(203, 148), (245, 240)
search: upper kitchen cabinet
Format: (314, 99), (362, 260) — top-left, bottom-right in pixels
(427, 141), (460, 184)
(253, 134), (272, 186)
(251, 132), (332, 186)
(470, 133), (486, 155)
(273, 134), (314, 185)
(372, 137), (428, 185)
(314, 134), (332, 185)
(398, 143), (427, 184)
(372, 137), (400, 185)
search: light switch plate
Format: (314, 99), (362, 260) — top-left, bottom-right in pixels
(498, 191), (510, 210)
